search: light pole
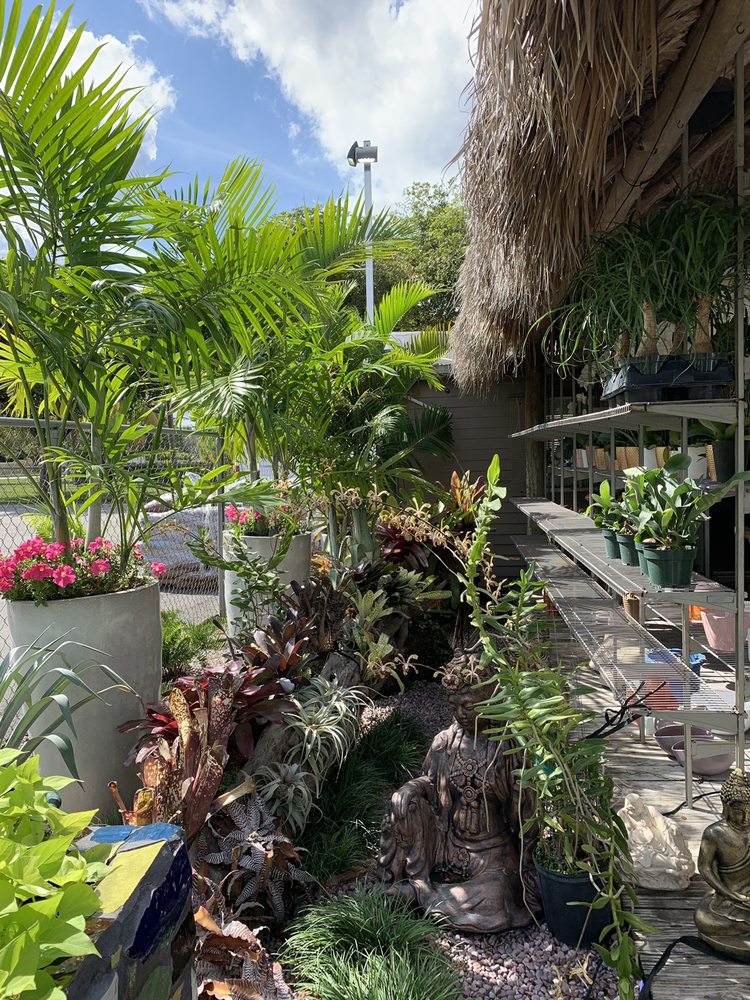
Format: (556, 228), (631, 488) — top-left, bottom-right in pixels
(347, 139), (378, 321)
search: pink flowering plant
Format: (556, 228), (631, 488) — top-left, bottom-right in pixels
(0, 536), (168, 605)
(224, 483), (311, 539)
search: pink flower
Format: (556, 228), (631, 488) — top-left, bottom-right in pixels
(0, 578), (14, 593)
(150, 561), (167, 578)
(72, 538), (84, 550)
(238, 511), (249, 525)
(14, 537), (46, 560)
(225, 504), (239, 523)
(44, 543), (66, 560)
(281, 504), (290, 512)
(88, 536), (105, 553)
(21, 562), (54, 581)
(90, 558), (111, 577)
(133, 544), (143, 561)
(0, 559), (17, 578)
(253, 511), (262, 521)
(52, 565), (77, 588)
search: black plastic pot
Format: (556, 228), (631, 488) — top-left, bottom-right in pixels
(615, 531), (639, 566)
(634, 539), (648, 575)
(534, 860), (612, 947)
(601, 353), (732, 406)
(712, 440), (735, 483)
(602, 528), (620, 560)
(642, 546), (696, 588)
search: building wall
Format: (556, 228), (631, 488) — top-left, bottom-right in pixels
(411, 373), (528, 575)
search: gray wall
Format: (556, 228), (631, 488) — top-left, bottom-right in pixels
(412, 373), (528, 575)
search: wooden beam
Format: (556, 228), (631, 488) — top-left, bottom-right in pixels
(597, 0), (750, 229)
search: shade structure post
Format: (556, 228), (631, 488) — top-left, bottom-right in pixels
(735, 46), (746, 769)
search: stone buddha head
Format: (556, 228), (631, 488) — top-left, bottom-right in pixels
(720, 769), (750, 831)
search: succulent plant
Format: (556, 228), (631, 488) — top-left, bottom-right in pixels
(193, 793), (315, 925)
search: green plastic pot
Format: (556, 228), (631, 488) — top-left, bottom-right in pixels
(615, 531), (639, 567)
(601, 527), (620, 560)
(642, 546), (696, 588)
(634, 540), (648, 575)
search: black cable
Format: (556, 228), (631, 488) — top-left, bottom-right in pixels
(661, 789), (719, 817)
(638, 935), (737, 1000)
(582, 953), (603, 1000)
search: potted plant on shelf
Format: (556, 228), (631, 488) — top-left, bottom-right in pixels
(700, 420), (737, 483)
(543, 194), (738, 403)
(635, 465), (750, 588)
(586, 481), (624, 561)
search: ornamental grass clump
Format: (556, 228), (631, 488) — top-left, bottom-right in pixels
(0, 536), (166, 605)
(282, 887), (459, 1000)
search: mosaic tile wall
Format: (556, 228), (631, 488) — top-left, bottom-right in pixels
(69, 824), (195, 1000)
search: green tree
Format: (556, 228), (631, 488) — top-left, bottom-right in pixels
(349, 179), (467, 328)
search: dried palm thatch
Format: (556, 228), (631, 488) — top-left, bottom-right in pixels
(453, 0), (750, 392)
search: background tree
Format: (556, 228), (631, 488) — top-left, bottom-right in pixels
(348, 179), (467, 328)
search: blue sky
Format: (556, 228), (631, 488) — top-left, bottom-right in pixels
(33, 0), (475, 212)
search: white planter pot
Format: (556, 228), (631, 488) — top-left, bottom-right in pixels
(688, 446), (707, 480)
(223, 532), (311, 634)
(643, 448), (659, 471)
(7, 582), (162, 817)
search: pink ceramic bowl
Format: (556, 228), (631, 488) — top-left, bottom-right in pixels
(672, 736), (734, 776)
(655, 723), (710, 757)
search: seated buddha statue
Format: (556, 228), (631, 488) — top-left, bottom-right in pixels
(695, 768), (750, 961)
(377, 685), (541, 933)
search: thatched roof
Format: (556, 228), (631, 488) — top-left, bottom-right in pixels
(452, 0), (750, 393)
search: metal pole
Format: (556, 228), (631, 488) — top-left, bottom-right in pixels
(735, 48), (746, 769)
(363, 140), (374, 323)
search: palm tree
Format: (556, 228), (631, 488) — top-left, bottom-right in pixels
(0, 2), (293, 552)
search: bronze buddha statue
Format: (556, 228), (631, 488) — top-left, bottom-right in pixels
(695, 768), (750, 960)
(378, 686), (540, 933)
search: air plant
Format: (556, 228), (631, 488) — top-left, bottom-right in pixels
(254, 761), (316, 837)
(283, 679), (369, 790)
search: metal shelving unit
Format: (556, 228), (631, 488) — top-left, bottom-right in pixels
(509, 53), (747, 786)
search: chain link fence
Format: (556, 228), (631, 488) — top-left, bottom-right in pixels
(0, 419), (224, 654)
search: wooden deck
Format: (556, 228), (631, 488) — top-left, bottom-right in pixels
(548, 614), (750, 999)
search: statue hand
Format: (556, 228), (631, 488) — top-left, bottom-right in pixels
(391, 777), (436, 814)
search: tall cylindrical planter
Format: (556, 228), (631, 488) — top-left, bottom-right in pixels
(643, 449), (659, 471)
(224, 532), (311, 635)
(7, 582), (162, 817)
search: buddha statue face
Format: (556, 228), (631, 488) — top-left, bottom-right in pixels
(725, 800), (750, 832)
(450, 687), (489, 731)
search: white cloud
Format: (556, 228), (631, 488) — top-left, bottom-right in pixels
(71, 28), (176, 162)
(139, 0), (476, 204)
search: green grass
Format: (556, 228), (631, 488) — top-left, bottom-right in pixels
(282, 887), (459, 1000)
(299, 712), (427, 883)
